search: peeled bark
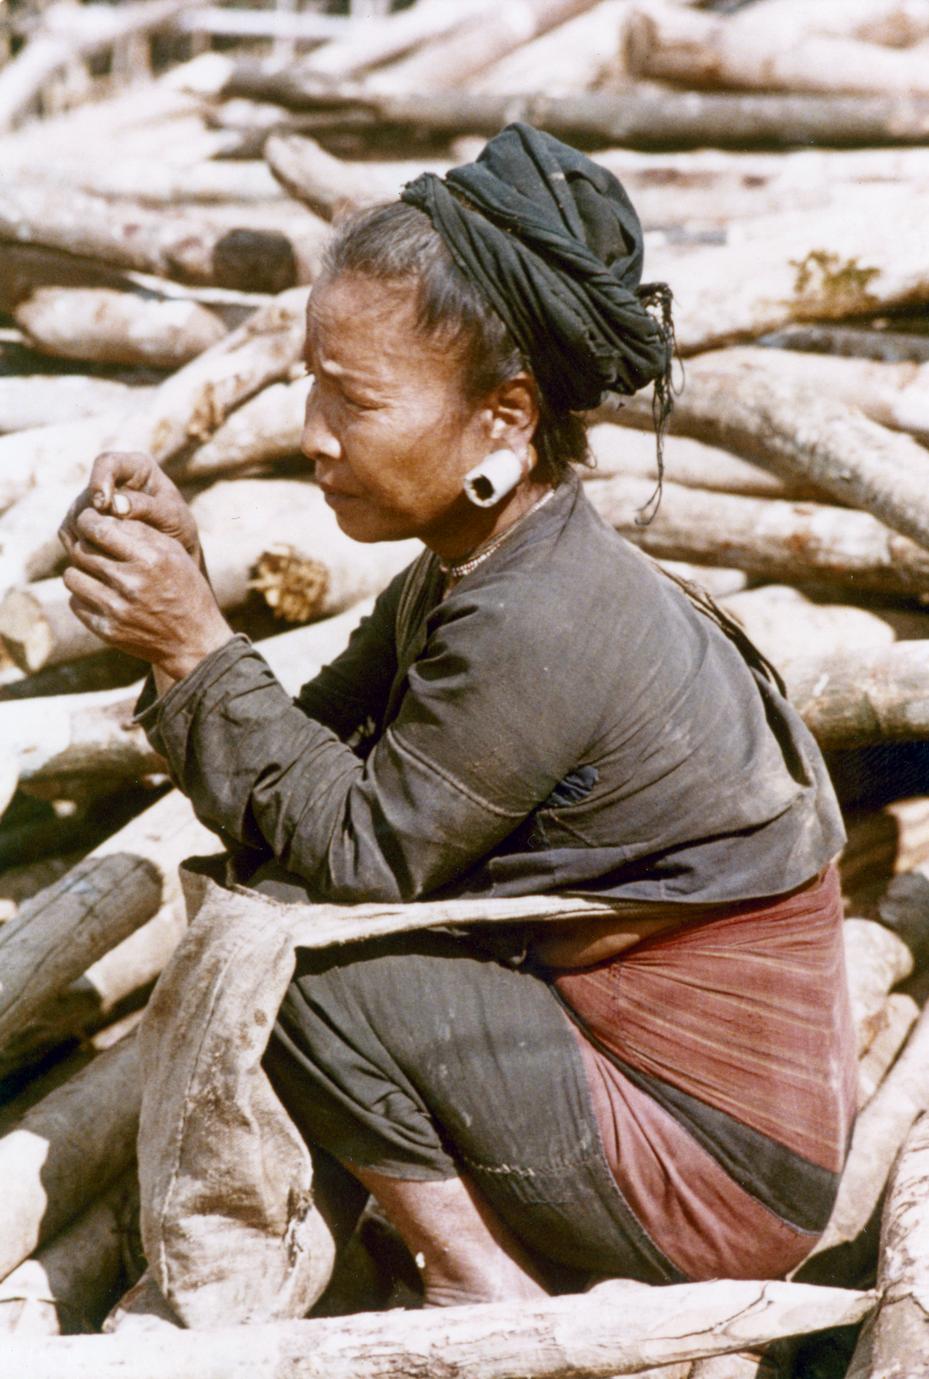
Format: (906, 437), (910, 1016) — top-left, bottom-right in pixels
(857, 993), (919, 1110)
(585, 475), (929, 597)
(625, 3), (929, 96)
(0, 1034), (140, 1284)
(784, 642), (929, 750)
(15, 288), (227, 369)
(0, 1171), (136, 1335)
(0, 1279), (875, 1379)
(0, 182), (325, 294)
(0, 376), (139, 434)
(846, 1111), (929, 1379)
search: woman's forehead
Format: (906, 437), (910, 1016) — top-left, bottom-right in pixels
(305, 274), (445, 381)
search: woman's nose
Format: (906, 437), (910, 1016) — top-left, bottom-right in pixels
(300, 384), (340, 464)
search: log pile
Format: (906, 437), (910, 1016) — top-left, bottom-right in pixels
(2, 1), (929, 1374)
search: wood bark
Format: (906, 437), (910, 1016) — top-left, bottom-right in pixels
(857, 993), (920, 1111)
(0, 1), (189, 133)
(0, 1171), (136, 1336)
(625, 3), (929, 96)
(0, 182), (325, 294)
(214, 72), (929, 149)
(719, 586), (929, 669)
(783, 642), (929, 750)
(844, 919), (914, 1058)
(15, 288), (227, 369)
(621, 363), (929, 554)
(846, 1111), (929, 1379)
(797, 1000), (929, 1282)
(0, 1279), (875, 1379)
(171, 377), (308, 481)
(585, 475), (929, 598)
(0, 1034), (140, 1283)
(0, 376), (138, 434)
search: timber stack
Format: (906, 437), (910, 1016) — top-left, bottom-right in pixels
(1, 0), (929, 1374)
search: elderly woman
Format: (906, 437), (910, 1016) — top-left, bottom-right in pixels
(60, 126), (855, 1308)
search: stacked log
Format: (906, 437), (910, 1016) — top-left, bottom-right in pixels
(2, 0), (929, 1372)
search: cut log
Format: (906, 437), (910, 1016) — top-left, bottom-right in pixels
(625, 3), (929, 95)
(213, 73), (929, 149)
(14, 288), (227, 369)
(0, 183), (326, 293)
(0, 579), (113, 674)
(171, 376), (308, 481)
(0, 1279), (875, 1379)
(0, 241), (148, 316)
(0, 851), (84, 917)
(0, 1033), (140, 1283)
(299, 0), (496, 81)
(747, 0), (929, 48)
(857, 994), (920, 1111)
(783, 642), (929, 750)
(757, 324), (929, 364)
(621, 363), (929, 554)
(266, 133), (402, 220)
(4, 600), (371, 798)
(14, 156), (282, 206)
(0, 377), (139, 434)
(796, 1000), (929, 1282)
(0, 0), (189, 133)
(841, 798), (929, 917)
(844, 919), (914, 1058)
(0, 412), (142, 517)
(0, 1170), (136, 1336)
(719, 586), (929, 668)
(474, 0), (633, 95)
(586, 424), (824, 498)
(0, 785), (213, 1063)
(846, 1111), (929, 1379)
(585, 476), (929, 598)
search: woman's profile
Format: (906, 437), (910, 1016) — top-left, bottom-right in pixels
(60, 123), (856, 1307)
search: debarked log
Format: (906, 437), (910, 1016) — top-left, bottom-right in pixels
(0, 376), (140, 434)
(857, 993), (919, 1111)
(0, 412), (139, 517)
(0, 1170), (137, 1336)
(0, 1034), (140, 1284)
(264, 133), (424, 220)
(584, 475), (929, 598)
(0, 183), (326, 294)
(718, 585), (929, 668)
(784, 642), (929, 750)
(846, 1110), (929, 1379)
(170, 376), (308, 481)
(14, 287), (228, 369)
(843, 919), (914, 1058)
(625, 2), (929, 96)
(0, 1279), (876, 1379)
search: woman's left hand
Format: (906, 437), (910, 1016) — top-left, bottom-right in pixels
(62, 507), (233, 681)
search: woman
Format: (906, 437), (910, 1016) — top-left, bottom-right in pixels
(60, 125), (855, 1306)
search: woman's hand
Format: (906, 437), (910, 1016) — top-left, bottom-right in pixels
(62, 507), (232, 682)
(59, 451), (201, 563)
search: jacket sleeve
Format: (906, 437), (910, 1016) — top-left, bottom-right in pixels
(135, 573), (597, 902)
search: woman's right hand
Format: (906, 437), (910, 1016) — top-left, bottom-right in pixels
(59, 451), (200, 562)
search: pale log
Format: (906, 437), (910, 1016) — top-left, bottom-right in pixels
(0, 412), (139, 516)
(0, 1171), (136, 1335)
(0, 852), (83, 918)
(844, 919), (914, 1058)
(15, 288), (227, 369)
(747, 0), (929, 47)
(585, 476), (929, 598)
(0, 242), (144, 315)
(625, 3), (929, 96)
(857, 994), (919, 1111)
(0, 1279), (875, 1379)
(0, 183), (325, 294)
(171, 376), (308, 480)
(265, 134), (412, 220)
(0, 1034), (139, 1283)
(0, 376), (138, 434)
(0, 483), (83, 593)
(797, 1002), (929, 1279)
(784, 643), (929, 750)
(622, 364), (929, 553)
(0, 579), (112, 674)
(474, 1), (633, 95)
(17, 156), (282, 206)
(586, 424), (822, 498)
(719, 586), (929, 668)
(846, 1111), (929, 1379)
(301, 0), (497, 81)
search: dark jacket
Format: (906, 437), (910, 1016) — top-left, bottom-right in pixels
(137, 473), (845, 905)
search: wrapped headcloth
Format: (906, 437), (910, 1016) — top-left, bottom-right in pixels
(401, 122), (675, 458)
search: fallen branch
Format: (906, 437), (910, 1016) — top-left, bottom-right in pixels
(0, 1278), (875, 1379)
(15, 288), (227, 369)
(0, 1034), (140, 1283)
(474, 0), (633, 95)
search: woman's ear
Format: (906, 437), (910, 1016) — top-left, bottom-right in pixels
(485, 372), (539, 451)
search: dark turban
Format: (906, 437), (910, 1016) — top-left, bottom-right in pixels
(400, 122), (674, 421)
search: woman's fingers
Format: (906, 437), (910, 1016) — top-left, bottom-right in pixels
(73, 509), (158, 561)
(89, 451), (158, 511)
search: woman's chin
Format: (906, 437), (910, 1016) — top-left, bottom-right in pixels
(328, 498), (406, 545)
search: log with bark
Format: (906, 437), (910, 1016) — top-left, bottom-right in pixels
(264, 134), (429, 221)
(758, 323), (929, 364)
(14, 288), (228, 370)
(0, 183), (326, 294)
(613, 365), (929, 554)
(846, 1110), (929, 1379)
(0, 1170), (137, 1336)
(0, 1033), (140, 1284)
(0, 377), (140, 434)
(625, 2), (929, 96)
(0, 1278), (876, 1379)
(585, 475), (929, 599)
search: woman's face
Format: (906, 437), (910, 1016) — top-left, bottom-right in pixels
(300, 273), (499, 552)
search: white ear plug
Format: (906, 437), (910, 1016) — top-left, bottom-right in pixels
(463, 448), (527, 508)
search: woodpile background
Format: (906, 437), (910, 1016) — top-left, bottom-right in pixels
(2, 0), (929, 1375)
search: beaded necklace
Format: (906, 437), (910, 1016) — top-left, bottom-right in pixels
(438, 488), (555, 582)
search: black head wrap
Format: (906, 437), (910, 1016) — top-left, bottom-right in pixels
(401, 122), (675, 514)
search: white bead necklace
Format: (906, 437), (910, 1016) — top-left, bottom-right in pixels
(438, 488), (555, 581)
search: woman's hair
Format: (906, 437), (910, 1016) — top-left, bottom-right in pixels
(321, 200), (590, 484)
